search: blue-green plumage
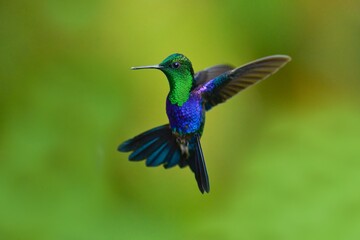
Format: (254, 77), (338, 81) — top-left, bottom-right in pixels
(118, 53), (291, 193)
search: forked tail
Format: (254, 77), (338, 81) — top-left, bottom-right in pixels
(118, 124), (210, 193)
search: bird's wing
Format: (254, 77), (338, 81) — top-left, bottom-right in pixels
(194, 64), (234, 86)
(198, 55), (291, 110)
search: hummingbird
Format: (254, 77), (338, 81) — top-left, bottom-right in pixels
(118, 53), (291, 193)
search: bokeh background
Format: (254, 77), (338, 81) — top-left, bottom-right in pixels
(1, 0), (360, 239)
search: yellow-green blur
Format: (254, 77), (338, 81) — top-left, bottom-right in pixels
(1, 1), (359, 239)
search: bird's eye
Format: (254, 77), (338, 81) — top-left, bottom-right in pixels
(171, 62), (181, 69)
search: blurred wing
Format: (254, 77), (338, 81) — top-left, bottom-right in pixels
(194, 64), (234, 86)
(200, 55), (291, 110)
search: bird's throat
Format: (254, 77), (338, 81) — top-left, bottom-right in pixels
(167, 75), (193, 106)
(168, 81), (192, 106)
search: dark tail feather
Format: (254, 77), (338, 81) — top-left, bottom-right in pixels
(163, 139), (181, 169)
(118, 124), (169, 153)
(187, 135), (210, 193)
(118, 124), (181, 167)
(119, 126), (209, 193)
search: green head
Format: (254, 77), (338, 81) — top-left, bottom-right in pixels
(131, 53), (195, 106)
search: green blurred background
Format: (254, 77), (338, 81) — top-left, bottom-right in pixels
(1, 0), (360, 239)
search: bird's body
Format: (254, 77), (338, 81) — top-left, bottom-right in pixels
(166, 89), (205, 135)
(119, 53), (291, 193)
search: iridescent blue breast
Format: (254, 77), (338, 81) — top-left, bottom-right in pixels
(166, 93), (205, 135)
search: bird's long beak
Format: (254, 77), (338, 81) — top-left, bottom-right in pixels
(131, 65), (163, 70)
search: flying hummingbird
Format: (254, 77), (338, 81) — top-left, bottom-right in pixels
(118, 53), (291, 193)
